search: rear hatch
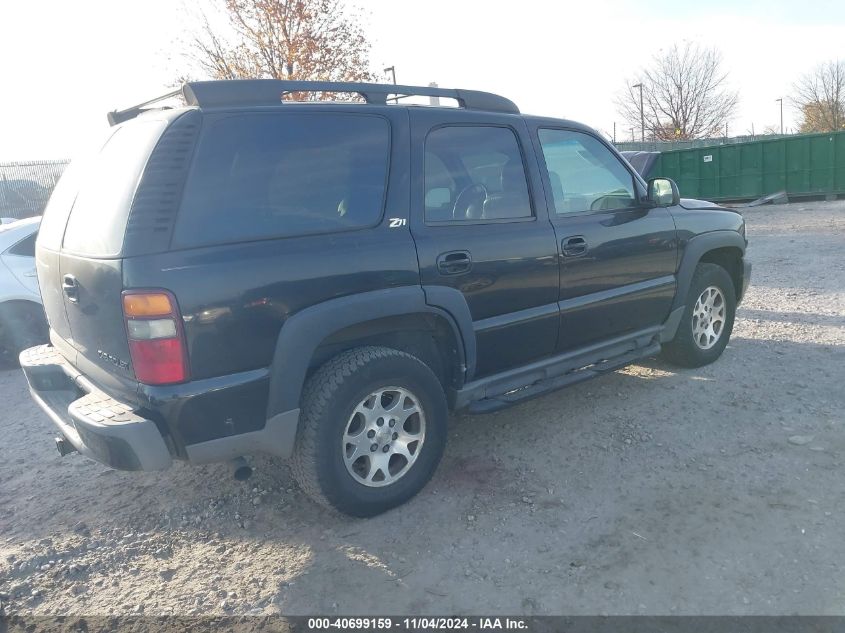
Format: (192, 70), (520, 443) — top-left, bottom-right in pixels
(36, 116), (172, 387)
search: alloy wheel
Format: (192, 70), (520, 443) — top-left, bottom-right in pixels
(341, 387), (426, 487)
(692, 286), (726, 350)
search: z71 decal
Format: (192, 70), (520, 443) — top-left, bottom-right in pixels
(388, 218), (407, 228)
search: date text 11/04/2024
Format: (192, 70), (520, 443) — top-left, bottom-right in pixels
(306, 617), (529, 630)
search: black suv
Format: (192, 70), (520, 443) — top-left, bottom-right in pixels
(21, 80), (750, 516)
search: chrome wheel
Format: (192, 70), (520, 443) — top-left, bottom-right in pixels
(692, 286), (726, 350)
(342, 386), (426, 487)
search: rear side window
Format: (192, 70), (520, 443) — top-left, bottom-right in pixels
(173, 113), (390, 248)
(7, 232), (37, 257)
(61, 119), (169, 256)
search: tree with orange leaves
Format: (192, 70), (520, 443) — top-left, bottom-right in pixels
(189, 0), (377, 91)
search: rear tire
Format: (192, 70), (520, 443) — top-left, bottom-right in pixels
(0, 302), (48, 363)
(662, 263), (736, 368)
(290, 346), (448, 517)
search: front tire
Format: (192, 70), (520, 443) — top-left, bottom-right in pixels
(661, 263), (736, 368)
(290, 346), (448, 517)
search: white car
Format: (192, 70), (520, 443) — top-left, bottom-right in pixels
(0, 216), (47, 359)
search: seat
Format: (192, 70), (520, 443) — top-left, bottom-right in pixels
(482, 159), (531, 219)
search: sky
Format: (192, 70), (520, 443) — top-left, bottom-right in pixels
(1, 0), (843, 161)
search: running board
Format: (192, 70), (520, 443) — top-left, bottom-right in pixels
(464, 341), (661, 415)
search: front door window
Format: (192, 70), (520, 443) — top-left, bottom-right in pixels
(538, 129), (638, 214)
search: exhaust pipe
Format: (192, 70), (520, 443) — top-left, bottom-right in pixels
(231, 457), (253, 482)
(55, 436), (77, 457)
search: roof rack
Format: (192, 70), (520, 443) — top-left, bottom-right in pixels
(183, 80), (519, 114)
(107, 89), (181, 126)
(108, 80), (519, 125)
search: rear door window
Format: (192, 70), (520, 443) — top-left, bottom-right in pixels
(61, 119), (169, 256)
(173, 113), (391, 248)
(424, 126), (532, 222)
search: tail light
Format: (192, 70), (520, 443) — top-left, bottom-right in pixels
(122, 290), (190, 385)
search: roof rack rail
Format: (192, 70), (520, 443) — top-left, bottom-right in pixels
(181, 79), (520, 114)
(107, 80), (519, 126)
(107, 89), (181, 126)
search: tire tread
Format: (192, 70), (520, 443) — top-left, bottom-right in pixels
(289, 346), (427, 512)
(662, 263), (736, 368)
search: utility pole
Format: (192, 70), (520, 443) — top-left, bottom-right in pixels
(613, 122), (616, 143)
(384, 66), (396, 84)
(633, 83), (644, 141)
(428, 81), (440, 107)
(776, 98), (783, 135)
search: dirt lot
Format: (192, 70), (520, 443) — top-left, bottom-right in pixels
(1, 200), (844, 616)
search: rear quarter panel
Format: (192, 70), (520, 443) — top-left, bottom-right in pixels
(0, 221), (41, 303)
(0, 262), (38, 303)
(123, 229), (420, 380)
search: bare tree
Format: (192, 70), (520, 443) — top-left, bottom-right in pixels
(616, 43), (738, 141)
(186, 0), (377, 97)
(793, 60), (845, 133)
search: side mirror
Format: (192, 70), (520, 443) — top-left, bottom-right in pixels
(647, 178), (680, 207)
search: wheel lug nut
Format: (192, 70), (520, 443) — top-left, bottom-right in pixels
(377, 419), (383, 427)
(389, 420), (395, 427)
(382, 445), (390, 453)
(370, 444), (378, 452)
(367, 430), (375, 439)
(392, 432), (398, 440)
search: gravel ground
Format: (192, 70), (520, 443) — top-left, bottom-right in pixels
(1, 200), (844, 617)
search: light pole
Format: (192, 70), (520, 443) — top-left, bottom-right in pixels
(776, 98), (783, 135)
(632, 83), (644, 141)
(384, 66), (396, 85)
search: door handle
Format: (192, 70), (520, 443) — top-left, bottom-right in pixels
(62, 274), (79, 303)
(562, 236), (588, 257)
(436, 250), (472, 275)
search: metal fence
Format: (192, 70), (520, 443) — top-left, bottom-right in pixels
(0, 160), (69, 220)
(615, 134), (791, 153)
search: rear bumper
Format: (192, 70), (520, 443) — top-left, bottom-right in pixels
(20, 345), (172, 471)
(20, 344), (301, 471)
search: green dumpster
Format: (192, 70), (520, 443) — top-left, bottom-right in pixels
(648, 130), (845, 202)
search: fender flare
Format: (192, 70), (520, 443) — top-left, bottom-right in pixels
(421, 285), (476, 379)
(0, 295), (43, 307)
(265, 286), (474, 419)
(672, 230), (746, 311)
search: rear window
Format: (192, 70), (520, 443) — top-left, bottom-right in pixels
(61, 119), (168, 256)
(37, 137), (108, 251)
(172, 113), (390, 248)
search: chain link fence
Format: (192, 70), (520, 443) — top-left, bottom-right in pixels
(614, 134), (792, 153)
(0, 160), (69, 220)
